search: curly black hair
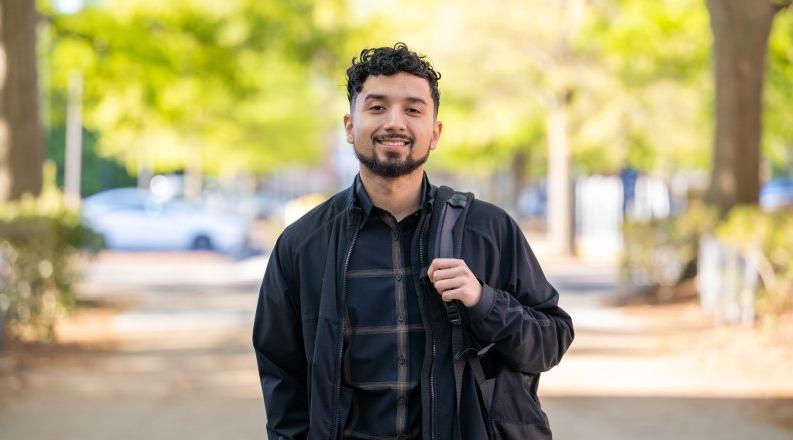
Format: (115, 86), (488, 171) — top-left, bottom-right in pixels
(346, 42), (441, 115)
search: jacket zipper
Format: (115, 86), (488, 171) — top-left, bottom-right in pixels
(332, 220), (361, 440)
(418, 210), (437, 440)
(430, 333), (437, 440)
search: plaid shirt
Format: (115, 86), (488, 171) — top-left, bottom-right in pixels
(341, 176), (430, 439)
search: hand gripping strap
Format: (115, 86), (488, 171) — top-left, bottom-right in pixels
(434, 187), (469, 325)
(432, 187), (492, 439)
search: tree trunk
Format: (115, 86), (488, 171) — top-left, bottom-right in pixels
(706, 0), (778, 215)
(511, 149), (528, 216)
(64, 71), (83, 208)
(184, 143), (203, 201)
(0, 0), (43, 202)
(547, 90), (576, 255)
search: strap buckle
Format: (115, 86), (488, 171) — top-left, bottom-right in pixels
(444, 301), (462, 326)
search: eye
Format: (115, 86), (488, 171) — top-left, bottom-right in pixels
(368, 105), (385, 112)
(407, 108), (421, 114)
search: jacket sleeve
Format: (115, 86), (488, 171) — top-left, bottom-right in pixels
(464, 216), (574, 374)
(252, 235), (309, 439)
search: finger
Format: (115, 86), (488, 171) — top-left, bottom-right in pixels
(429, 259), (461, 281)
(427, 261), (438, 281)
(430, 258), (461, 271)
(441, 287), (465, 302)
(433, 277), (465, 293)
(431, 266), (464, 282)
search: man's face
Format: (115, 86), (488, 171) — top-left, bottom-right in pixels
(344, 72), (442, 178)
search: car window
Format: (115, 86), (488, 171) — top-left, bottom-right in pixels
(164, 199), (196, 213)
(114, 200), (146, 212)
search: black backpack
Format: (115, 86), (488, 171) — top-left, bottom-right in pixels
(431, 186), (496, 439)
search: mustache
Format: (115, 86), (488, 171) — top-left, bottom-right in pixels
(373, 134), (413, 143)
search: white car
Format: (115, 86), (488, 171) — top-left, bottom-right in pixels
(82, 188), (249, 253)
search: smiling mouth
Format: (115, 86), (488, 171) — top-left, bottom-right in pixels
(374, 136), (412, 148)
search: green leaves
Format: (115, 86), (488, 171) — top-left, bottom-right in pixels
(0, 183), (103, 341)
(41, 0), (791, 178)
(44, 0), (351, 175)
(764, 10), (793, 174)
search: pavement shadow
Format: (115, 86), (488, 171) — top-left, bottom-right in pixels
(542, 395), (793, 440)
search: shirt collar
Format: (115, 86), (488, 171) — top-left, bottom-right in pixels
(354, 172), (432, 223)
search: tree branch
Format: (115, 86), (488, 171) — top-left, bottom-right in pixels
(772, 0), (792, 12)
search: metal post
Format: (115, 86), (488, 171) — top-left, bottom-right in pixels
(64, 71), (83, 208)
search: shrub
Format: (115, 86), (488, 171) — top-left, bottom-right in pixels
(621, 201), (717, 300)
(0, 189), (102, 342)
(622, 200), (793, 325)
(715, 206), (793, 324)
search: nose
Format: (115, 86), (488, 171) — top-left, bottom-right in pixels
(382, 108), (407, 131)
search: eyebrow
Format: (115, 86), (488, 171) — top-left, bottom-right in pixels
(362, 93), (428, 106)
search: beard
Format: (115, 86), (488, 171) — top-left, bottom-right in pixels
(354, 141), (430, 178)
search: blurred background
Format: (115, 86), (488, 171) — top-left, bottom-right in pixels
(1, 0), (792, 438)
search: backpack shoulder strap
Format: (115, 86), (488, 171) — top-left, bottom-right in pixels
(433, 186), (473, 259)
(433, 186), (483, 440)
(433, 186), (474, 325)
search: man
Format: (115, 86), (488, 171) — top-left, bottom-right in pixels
(253, 43), (574, 440)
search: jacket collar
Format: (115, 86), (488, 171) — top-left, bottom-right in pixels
(352, 172), (434, 224)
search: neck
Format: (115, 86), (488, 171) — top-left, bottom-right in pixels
(359, 167), (424, 222)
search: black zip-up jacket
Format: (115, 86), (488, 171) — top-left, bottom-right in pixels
(253, 178), (574, 439)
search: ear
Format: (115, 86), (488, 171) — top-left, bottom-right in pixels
(430, 120), (443, 151)
(343, 114), (354, 144)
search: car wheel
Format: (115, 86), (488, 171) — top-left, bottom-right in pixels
(192, 235), (213, 251)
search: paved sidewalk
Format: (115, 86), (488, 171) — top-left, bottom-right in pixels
(0, 250), (791, 439)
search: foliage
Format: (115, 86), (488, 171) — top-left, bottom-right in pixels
(585, 0), (713, 173)
(46, 126), (136, 196)
(621, 201), (717, 295)
(715, 206), (793, 321)
(35, 0), (793, 183)
(764, 9), (793, 175)
(622, 201), (793, 324)
(350, 0), (792, 179)
(41, 0), (353, 176)
(0, 165), (102, 341)
(347, 0), (713, 178)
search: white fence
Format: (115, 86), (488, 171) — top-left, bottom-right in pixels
(575, 175), (672, 257)
(698, 235), (759, 324)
